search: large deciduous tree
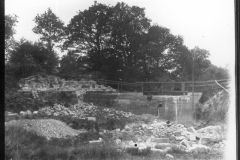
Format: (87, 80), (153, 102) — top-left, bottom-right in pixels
(33, 8), (65, 52)
(62, 1), (213, 82)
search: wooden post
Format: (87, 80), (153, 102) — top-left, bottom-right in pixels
(121, 83), (122, 91)
(161, 83), (163, 95)
(182, 83), (185, 95)
(141, 83), (143, 92)
(118, 82), (119, 90)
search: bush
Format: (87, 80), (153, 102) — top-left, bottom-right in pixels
(5, 90), (45, 113)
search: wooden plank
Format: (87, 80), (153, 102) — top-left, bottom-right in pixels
(143, 91), (188, 95)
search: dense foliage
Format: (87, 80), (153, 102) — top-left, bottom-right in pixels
(33, 8), (65, 52)
(61, 2), (223, 82)
(5, 14), (18, 61)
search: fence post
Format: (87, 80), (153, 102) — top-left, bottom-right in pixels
(141, 83), (143, 93)
(118, 82), (119, 90)
(182, 82), (185, 95)
(161, 83), (163, 95)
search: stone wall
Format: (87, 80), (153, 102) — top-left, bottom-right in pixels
(18, 75), (117, 106)
(83, 92), (202, 126)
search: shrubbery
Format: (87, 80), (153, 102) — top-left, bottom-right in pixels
(5, 90), (45, 113)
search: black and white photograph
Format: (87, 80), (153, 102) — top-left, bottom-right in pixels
(5, 0), (236, 159)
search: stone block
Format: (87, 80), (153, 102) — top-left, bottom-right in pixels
(86, 117), (96, 122)
(166, 154), (174, 159)
(175, 136), (186, 141)
(174, 131), (182, 136)
(151, 137), (169, 144)
(199, 137), (212, 145)
(180, 139), (192, 149)
(189, 133), (196, 141)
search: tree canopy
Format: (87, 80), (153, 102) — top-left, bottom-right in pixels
(7, 39), (59, 80)
(61, 2), (215, 82)
(33, 8), (65, 52)
(5, 14), (18, 61)
(6, 2), (229, 85)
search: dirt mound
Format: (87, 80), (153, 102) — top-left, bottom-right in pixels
(5, 119), (87, 140)
(196, 90), (230, 125)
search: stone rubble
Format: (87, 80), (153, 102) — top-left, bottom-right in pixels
(5, 102), (226, 156)
(102, 118), (226, 155)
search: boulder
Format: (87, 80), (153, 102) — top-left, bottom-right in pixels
(86, 117), (96, 122)
(115, 139), (122, 145)
(124, 125), (131, 131)
(189, 133), (197, 141)
(20, 111), (26, 116)
(166, 154), (174, 159)
(33, 111), (38, 114)
(89, 138), (103, 144)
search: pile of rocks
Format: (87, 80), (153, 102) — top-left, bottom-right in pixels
(98, 119), (226, 157)
(13, 102), (134, 121)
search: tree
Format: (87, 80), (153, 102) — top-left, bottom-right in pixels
(63, 2), (213, 83)
(191, 47), (211, 80)
(198, 64), (229, 81)
(59, 51), (88, 79)
(33, 8), (65, 52)
(5, 14), (18, 61)
(64, 2), (151, 81)
(64, 2), (113, 61)
(137, 25), (186, 81)
(7, 39), (59, 79)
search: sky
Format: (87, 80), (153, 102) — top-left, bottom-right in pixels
(5, 0), (235, 68)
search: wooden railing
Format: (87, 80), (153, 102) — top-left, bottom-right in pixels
(96, 79), (230, 95)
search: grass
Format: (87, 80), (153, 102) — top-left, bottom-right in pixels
(5, 125), (122, 160)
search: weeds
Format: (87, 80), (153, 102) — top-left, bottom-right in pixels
(5, 125), (122, 160)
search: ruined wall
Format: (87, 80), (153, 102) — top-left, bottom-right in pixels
(18, 75), (116, 106)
